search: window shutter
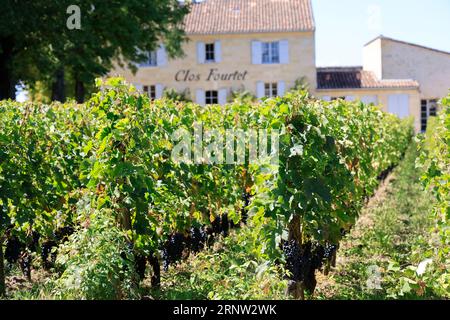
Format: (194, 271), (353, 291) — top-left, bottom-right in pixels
(361, 95), (378, 105)
(388, 94), (410, 119)
(215, 41), (222, 63)
(278, 81), (286, 97)
(156, 45), (167, 66)
(218, 88), (227, 105)
(252, 41), (262, 64)
(133, 83), (143, 93)
(197, 42), (205, 64)
(155, 84), (164, 99)
(256, 81), (265, 99)
(345, 95), (355, 101)
(196, 89), (205, 106)
(280, 40), (289, 64)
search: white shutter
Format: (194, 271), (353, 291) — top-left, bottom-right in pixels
(218, 88), (227, 105)
(322, 96), (331, 101)
(215, 41), (222, 63)
(197, 42), (205, 64)
(345, 96), (355, 101)
(277, 81), (286, 97)
(280, 40), (289, 64)
(155, 84), (164, 99)
(133, 83), (143, 93)
(196, 89), (205, 106)
(256, 81), (265, 99)
(156, 45), (167, 67)
(361, 95), (378, 105)
(388, 94), (410, 119)
(252, 41), (262, 64)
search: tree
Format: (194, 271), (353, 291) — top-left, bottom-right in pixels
(0, 0), (190, 101)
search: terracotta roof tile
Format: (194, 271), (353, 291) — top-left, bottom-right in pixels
(184, 0), (315, 35)
(317, 67), (419, 89)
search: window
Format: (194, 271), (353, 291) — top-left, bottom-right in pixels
(421, 99), (438, 132)
(205, 90), (218, 105)
(205, 43), (215, 62)
(139, 51), (157, 67)
(143, 85), (156, 100)
(421, 100), (428, 132)
(264, 83), (278, 97)
(388, 94), (409, 119)
(262, 42), (280, 64)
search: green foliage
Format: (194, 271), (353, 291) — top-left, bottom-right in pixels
(229, 89), (257, 104)
(162, 88), (192, 102)
(53, 210), (139, 300)
(0, 0), (190, 100)
(0, 77), (414, 298)
(152, 228), (288, 300)
(290, 77), (310, 93)
(248, 94), (413, 259)
(410, 92), (450, 297)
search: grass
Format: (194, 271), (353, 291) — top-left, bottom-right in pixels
(315, 142), (443, 299)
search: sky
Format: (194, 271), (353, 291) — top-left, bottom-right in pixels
(312, 0), (450, 66)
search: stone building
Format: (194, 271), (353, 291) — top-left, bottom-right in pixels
(112, 0), (450, 132)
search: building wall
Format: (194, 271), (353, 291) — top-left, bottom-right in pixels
(363, 38), (383, 79)
(111, 31), (316, 102)
(316, 88), (421, 132)
(364, 38), (450, 100)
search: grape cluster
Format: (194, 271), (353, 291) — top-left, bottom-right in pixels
(5, 236), (24, 264)
(282, 240), (303, 282)
(40, 226), (75, 269)
(282, 241), (331, 294)
(310, 243), (325, 270)
(19, 252), (32, 280)
(323, 244), (337, 260)
(221, 214), (229, 237)
(134, 254), (147, 280)
(211, 216), (222, 235)
(41, 240), (57, 270)
(148, 253), (160, 287)
(162, 233), (186, 271)
(241, 192), (251, 223)
(189, 227), (207, 253)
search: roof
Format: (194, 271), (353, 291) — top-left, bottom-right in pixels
(183, 0), (315, 35)
(365, 35), (450, 56)
(317, 67), (420, 90)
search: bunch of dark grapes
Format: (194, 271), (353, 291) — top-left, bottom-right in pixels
(211, 216), (222, 235)
(310, 243), (325, 270)
(148, 252), (160, 287)
(41, 240), (57, 269)
(189, 227), (206, 253)
(19, 252), (32, 280)
(282, 240), (302, 281)
(162, 233), (185, 271)
(324, 244), (337, 260)
(55, 226), (75, 243)
(29, 231), (41, 253)
(241, 192), (251, 223)
(134, 254), (147, 280)
(5, 236), (24, 264)
(221, 214), (229, 237)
